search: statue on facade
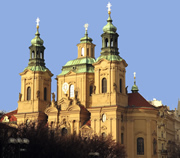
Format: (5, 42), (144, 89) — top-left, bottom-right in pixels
(52, 92), (55, 102)
(113, 83), (117, 92)
(93, 85), (96, 94)
(36, 90), (40, 99)
(125, 86), (128, 94)
(19, 93), (22, 101)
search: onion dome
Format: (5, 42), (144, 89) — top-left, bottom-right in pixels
(31, 30), (44, 46)
(103, 15), (117, 34)
(131, 72), (139, 93)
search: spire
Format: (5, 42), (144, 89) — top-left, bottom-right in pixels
(27, 17), (46, 69)
(131, 72), (139, 93)
(80, 23), (93, 43)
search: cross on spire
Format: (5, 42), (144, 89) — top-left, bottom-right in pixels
(107, 2), (112, 12)
(36, 17), (40, 28)
(133, 72), (136, 79)
(84, 23), (89, 31)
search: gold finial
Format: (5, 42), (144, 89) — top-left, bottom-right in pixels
(36, 17), (40, 29)
(107, 2), (112, 15)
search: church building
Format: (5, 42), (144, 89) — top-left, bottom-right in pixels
(1, 2), (180, 158)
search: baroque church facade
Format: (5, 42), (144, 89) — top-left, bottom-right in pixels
(2, 3), (180, 158)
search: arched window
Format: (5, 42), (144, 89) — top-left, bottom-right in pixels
(121, 133), (124, 144)
(70, 85), (74, 98)
(27, 87), (31, 101)
(110, 38), (113, 47)
(91, 48), (93, 57)
(102, 132), (106, 138)
(153, 138), (157, 155)
(90, 85), (93, 96)
(61, 128), (68, 136)
(44, 87), (47, 101)
(40, 52), (43, 59)
(81, 47), (84, 56)
(105, 38), (108, 47)
(137, 137), (144, 155)
(115, 39), (117, 47)
(87, 48), (89, 56)
(32, 51), (34, 59)
(36, 51), (39, 58)
(120, 79), (122, 93)
(102, 78), (107, 93)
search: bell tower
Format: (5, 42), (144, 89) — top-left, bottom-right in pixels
(92, 3), (128, 107)
(16, 18), (53, 124)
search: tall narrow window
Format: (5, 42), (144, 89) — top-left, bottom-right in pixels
(81, 47), (84, 56)
(105, 38), (108, 47)
(91, 48), (93, 57)
(70, 85), (74, 98)
(153, 139), (157, 155)
(102, 78), (107, 93)
(121, 133), (124, 144)
(87, 48), (89, 56)
(121, 114), (123, 122)
(40, 52), (43, 59)
(27, 87), (31, 101)
(137, 137), (144, 155)
(37, 51), (39, 58)
(90, 85), (93, 96)
(44, 87), (47, 101)
(115, 39), (117, 47)
(120, 79), (122, 93)
(32, 51), (34, 59)
(110, 38), (113, 47)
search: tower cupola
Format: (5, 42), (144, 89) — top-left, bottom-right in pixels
(77, 23), (95, 58)
(131, 72), (139, 93)
(28, 17), (46, 69)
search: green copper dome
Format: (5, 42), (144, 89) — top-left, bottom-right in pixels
(58, 57), (95, 76)
(80, 30), (93, 43)
(103, 15), (117, 34)
(31, 30), (44, 46)
(131, 84), (139, 92)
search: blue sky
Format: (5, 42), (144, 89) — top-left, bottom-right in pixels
(1, 0), (180, 112)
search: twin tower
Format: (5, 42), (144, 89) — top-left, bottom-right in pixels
(15, 8), (131, 140)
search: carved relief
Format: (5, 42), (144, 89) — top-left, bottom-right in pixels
(101, 125), (107, 130)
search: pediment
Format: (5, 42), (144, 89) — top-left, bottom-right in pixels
(65, 71), (76, 76)
(93, 58), (109, 66)
(67, 104), (80, 111)
(44, 106), (58, 115)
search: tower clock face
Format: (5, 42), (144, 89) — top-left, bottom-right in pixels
(102, 114), (106, 122)
(62, 82), (69, 94)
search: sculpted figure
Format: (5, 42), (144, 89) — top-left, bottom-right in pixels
(37, 90), (40, 99)
(113, 83), (117, 92)
(93, 85), (96, 94)
(19, 93), (22, 101)
(52, 92), (55, 102)
(125, 86), (128, 94)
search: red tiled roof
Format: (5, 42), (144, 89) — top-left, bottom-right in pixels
(0, 109), (17, 122)
(128, 93), (155, 108)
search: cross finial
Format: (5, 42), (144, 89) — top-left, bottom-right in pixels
(107, 2), (112, 14)
(133, 72), (136, 79)
(84, 23), (89, 31)
(36, 17), (40, 29)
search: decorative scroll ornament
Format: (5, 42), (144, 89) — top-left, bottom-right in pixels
(62, 82), (69, 94)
